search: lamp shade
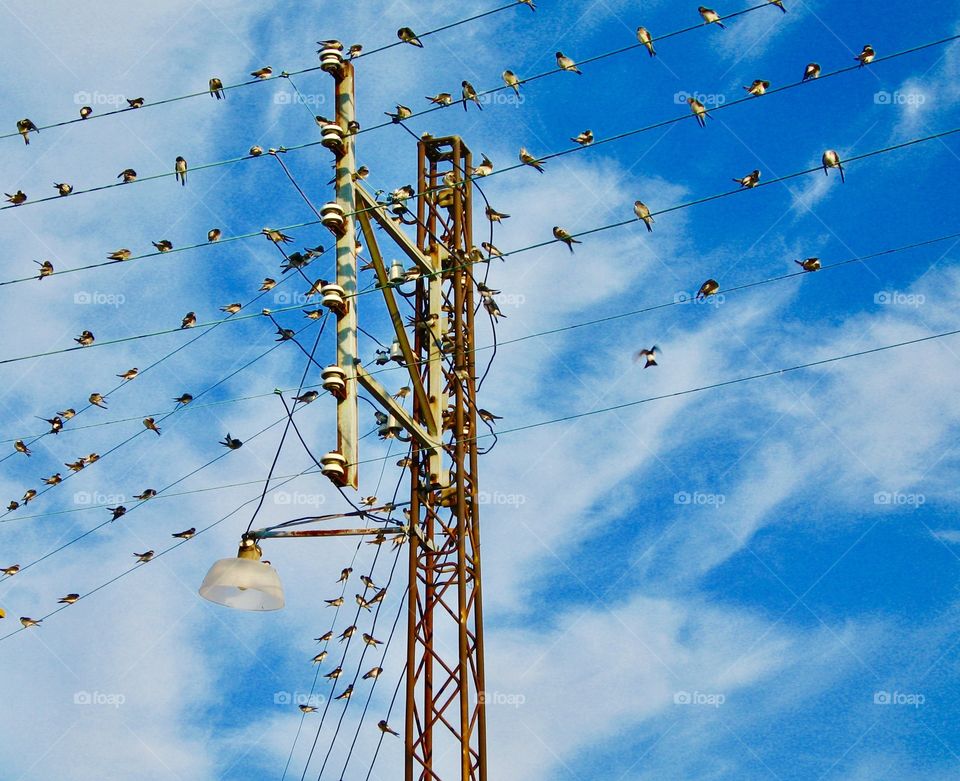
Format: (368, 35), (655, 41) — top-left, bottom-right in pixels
(199, 557), (285, 611)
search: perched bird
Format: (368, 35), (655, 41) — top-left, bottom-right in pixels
(334, 685), (354, 701)
(40, 415), (63, 434)
(65, 459), (85, 472)
(360, 574), (377, 588)
(249, 146), (264, 156)
(294, 390), (319, 404)
(362, 633), (382, 647)
(315, 631), (334, 642)
(795, 257), (821, 272)
(481, 241), (504, 259)
(108, 248), (132, 261)
(58, 408), (77, 420)
(220, 433), (243, 449)
(635, 346), (659, 368)
(699, 6), (726, 27)
(181, 311), (197, 329)
(325, 597), (344, 607)
(208, 228), (221, 242)
(17, 118), (39, 145)
(324, 666), (343, 680)
(637, 26), (656, 57)
(134, 550), (154, 563)
(143, 417), (161, 436)
(802, 63), (821, 81)
(688, 97), (709, 127)
(175, 156), (187, 186)
(127, 97), (145, 108)
(281, 251), (309, 273)
(6, 501), (19, 511)
(275, 327), (295, 342)
(53, 182), (73, 196)
(5, 190), (27, 205)
(744, 79), (770, 97)
(118, 168), (137, 183)
(304, 308), (323, 320)
(397, 27), (423, 47)
(74, 330), (95, 346)
(89, 393), (107, 408)
(220, 302), (242, 314)
(117, 367), (139, 381)
(769, 0), (786, 11)
(339, 625), (357, 641)
(209, 77), (225, 99)
(571, 129), (594, 146)
(552, 226), (581, 253)
(299, 704), (318, 713)
(519, 0), (536, 8)
(152, 239), (174, 253)
(14, 440), (31, 457)
(519, 147), (545, 173)
(556, 51), (581, 74)
(58, 593), (80, 604)
(348, 44), (363, 58)
(634, 200), (654, 232)
(480, 289), (505, 321)
(426, 93), (453, 106)
(135, 489), (158, 500)
(20, 617), (41, 628)
(262, 227), (294, 244)
(697, 279), (720, 299)
(85, 453), (100, 464)
(108, 506), (127, 521)
(338, 567), (353, 582)
(485, 205), (510, 222)
(733, 169), (761, 188)
(312, 651), (328, 664)
(251, 67), (273, 79)
(379, 720), (399, 736)
(385, 104), (413, 123)
(43, 473), (62, 486)
(356, 594), (372, 610)
(393, 386), (411, 400)
(461, 81), (482, 111)
(502, 70), (521, 95)
(173, 393), (193, 405)
(822, 149), (845, 182)
(1, 565), (20, 576)
(472, 154), (494, 177)
(478, 409), (502, 425)
(363, 667), (383, 680)
(855, 45), (875, 67)
(80, 106), (93, 119)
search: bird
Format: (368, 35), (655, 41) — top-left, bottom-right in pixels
(637, 27), (656, 56)
(339, 625), (357, 641)
(635, 346), (659, 368)
(89, 393), (107, 408)
(58, 593), (80, 604)
(275, 327), (295, 342)
(173, 393), (193, 405)
(312, 651), (328, 664)
(379, 720), (399, 736)
(482, 242), (504, 259)
(461, 81), (482, 111)
(855, 45), (875, 67)
(134, 550), (154, 563)
(135, 489), (158, 500)
(426, 93), (453, 106)
(1, 565), (20, 576)
(14, 440), (30, 457)
(65, 460), (85, 472)
(697, 279), (720, 299)
(556, 52), (581, 74)
(744, 79), (770, 97)
(338, 567), (353, 582)
(688, 98), (709, 128)
(40, 415), (63, 434)
(472, 155), (494, 177)
(324, 666), (343, 680)
(262, 227), (294, 244)
(299, 704), (318, 713)
(356, 594), (372, 610)
(108, 248), (132, 261)
(108, 506), (127, 521)
(17, 118), (39, 145)
(519, 147), (545, 173)
(6, 501), (19, 512)
(118, 168), (137, 183)
(80, 106), (93, 119)
(480, 290), (505, 321)
(363, 667), (383, 680)
(53, 182), (73, 196)
(325, 596), (344, 608)
(249, 146), (264, 156)
(502, 70), (521, 95)
(769, 0), (786, 11)
(172, 528), (196, 540)
(175, 156), (187, 186)
(385, 104), (413, 122)
(397, 27), (423, 47)
(393, 386), (411, 399)
(362, 633), (382, 647)
(478, 409), (502, 425)
(334, 685), (354, 701)
(143, 417), (161, 436)
(251, 67), (273, 79)
(19, 488), (35, 503)
(153, 239), (174, 253)
(699, 6), (726, 27)
(74, 330), (95, 346)
(220, 302), (242, 314)
(220, 433), (243, 449)
(181, 312), (197, 329)
(348, 44), (363, 58)
(315, 631), (334, 642)
(822, 150), (845, 182)
(58, 408), (77, 420)
(209, 77), (225, 99)
(20, 617), (41, 628)
(294, 390), (319, 404)
(803, 63), (821, 81)
(733, 169), (761, 188)
(126, 97), (144, 108)
(795, 257), (821, 272)
(518, 0), (536, 9)
(43, 473), (62, 485)
(281, 251), (310, 273)
(634, 200), (654, 232)
(5, 190), (27, 205)
(485, 205), (510, 222)
(571, 130), (594, 146)
(117, 368), (139, 381)
(208, 228), (221, 242)
(553, 226), (581, 253)
(360, 574), (377, 588)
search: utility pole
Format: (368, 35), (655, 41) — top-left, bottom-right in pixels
(315, 42), (487, 781)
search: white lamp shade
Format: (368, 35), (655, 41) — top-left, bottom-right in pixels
(199, 557), (285, 611)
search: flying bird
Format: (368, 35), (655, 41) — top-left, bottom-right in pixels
(175, 156), (187, 186)
(17, 118), (39, 145)
(556, 52), (581, 74)
(635, 346), (659, 368)
(822, 150), (845, 182)
(697, 279), (720, 299)
(733, 169), (761, 188)
(634, 200), (654, 232)
(397, 27), (423, 47)
(552, 226), (581, 252)
(795, 257), (821, 272)
(637, 27), (656, 56)
(699, 6), (726, 27)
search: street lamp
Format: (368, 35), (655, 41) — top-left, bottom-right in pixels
(199, 536), (285, 612)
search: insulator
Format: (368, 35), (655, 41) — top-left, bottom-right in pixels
(320, 283), (349, 316)
(321, 365), (347, 399)
(320, 123), (345, 155)
(378, 414), (403, 439)
(388, 338), (405, 364)
(320, 451), (347, 484)
(320, 202), (346, 236)
(319, 45), (345, 77)
(388, 260), (406, 285)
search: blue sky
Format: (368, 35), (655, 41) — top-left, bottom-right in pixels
(0, 0), (959, 779)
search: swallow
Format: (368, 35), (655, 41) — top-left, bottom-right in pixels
(519, 0), (536, 9)
(426, 93), (453, 106)
(795, 257), (821, 272)
(334, 685), (353, 701)
(855, 45), (875, 67)
(220, 302), (242, 314)
(360, 574), (377, 588)
(135, 489), (158, 500)
(109, 506), (127, 521)
(363, 666), (383, 680)
(822, 150), (845, 182)
(208, 228), (221, 242)
(175, 156), (187, 186)
(43, 473), (62, 485)
(461, 81), (482, 111)
(362, 633), (382, 647)
(635, 346), (659, 368)
(181, 311), (197, 329)
(275, 327), (295, 341)
(348, 44), (363, 58)
(519, 147), (546, 173)
(316, 631), (334, 642)
(20, 617), (41, 628)
(85, 453), (100, 464)
(5, 190), (27, 205)
(220, 433), (243, 449)
(80, 106), (93, 119)
(17, 118), (38, 144)
(637, 26), (656, 56)
(22, 489), (37, 504)
(299, 704), (318, 713)
(118, 168), (137, 183)
(154, 240), (177, 256)
(769, 0), (786, 11)
(14, 440), (31, 457)
(304, 308), (323, 320)
(251, 67), (273, 79)
(338, 567), (353, 582)
(481, 241), (504, 259)
(339, 625), (357, 641)
(58, 593), (80, 604)
(143, 417), (161, 436)
(173, 393), (193, 405)
(127, 97), (144, 108)
(6, 501), (19, 511)
(366, 531), (387, 545)
(294, 390), (319, 404)
(356, 594), (372, 610)
(134, 550), (154, 563)
(54, 182), (73, 196)
(733, 169), (761, 188)
(209, 77), (225, 99)
(74, 330), (95, 346)
(481, 290), (505, 321)
(744, 79), (770, 96)
(385, 104), (413, 123)
(393, 386), (410, 400)
(312, 651), (328, 664)
(803, 63), (821, 81)
(478, 409), (502, 425)
(379, 720), (399, 736)
(326, 597), (344, 607)
(249, 146), (264, 156)
(556, 51), (581, 74)
(688, 97), (709, 127)
(65, 459), (85, 472)
(39, 415), (63, 434)
(472, 155), (494, 177)
(89, 393), (107, 408)
(108, 248), (132, 261)
(263, 228), (294, 244)
(324, 666), (343, 680)
(58, 408), (76, 420)
(571, 130), (594, 146)
(552, 226), (581, 252)
(1, 565), (20, 576)
(697, 279), (720, 299)
(699, 6), (726, 27)
(397, 27), (423, 47)
(485, 205), (510, 222)
(502, 70), (521, 95)
(634, 200), (654, 232)
(281, 252), (310, 273)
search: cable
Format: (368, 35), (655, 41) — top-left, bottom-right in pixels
(364, 665), (406, 781)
